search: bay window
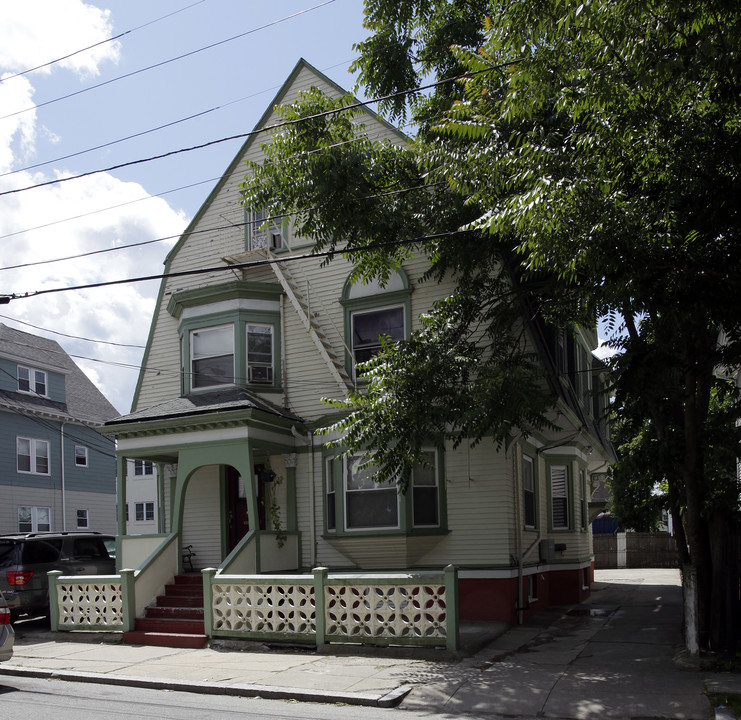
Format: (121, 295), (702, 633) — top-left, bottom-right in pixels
(191, 324), (235, 388)
(345, 456), (399, 530)
(247, 324), (273, 383)
(324, 448), (444, 534)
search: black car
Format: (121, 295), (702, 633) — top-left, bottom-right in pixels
(0, 590), (13, 662)
(0, 532), (116, 620)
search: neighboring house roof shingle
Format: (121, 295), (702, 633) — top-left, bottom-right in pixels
(0, 323), (119, 425)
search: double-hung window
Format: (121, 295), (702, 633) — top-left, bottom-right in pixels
(523, 455), (536, 527)
(75, 446), (88, 467)
(345, 456), (399, 530)
(411, 451), (439, 527)
(134, 459), (154, 476)
(135, 502), (155, 522)
(550, 464), (570, 529)
(247, 324), (273, 383)
(18, 366), (47, 396)
(77, 509), (89, 529)
(191, 324), (234, 388)
(17, 437), (49, 475)
(18, 506), (51, 532)
(351, 306), (405, 366)
(325, 459), (337, 532)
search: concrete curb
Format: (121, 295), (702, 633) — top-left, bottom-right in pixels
(0, 665), (412, 708)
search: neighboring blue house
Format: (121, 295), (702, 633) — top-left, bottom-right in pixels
(0, 324), (118, 535)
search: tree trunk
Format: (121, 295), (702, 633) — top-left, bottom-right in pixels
(680, 562), (700, 656)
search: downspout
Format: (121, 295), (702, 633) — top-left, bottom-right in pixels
(309, 430), (316, 567)
(291, 425), (316, 567)
(281, 294), (289, 409)
(60, 423), (67, 531)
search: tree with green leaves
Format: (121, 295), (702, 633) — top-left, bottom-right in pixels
(243, 0), (741, 653)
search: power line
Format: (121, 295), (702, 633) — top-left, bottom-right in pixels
(0, 181), (439, 272)
(0, 1), (337, 123)
(0, 314), (145, 348)
(2, 230), (474, 303)
(0, 177), (218, 242)
(0, 0), (207, 83)
(0, 63), (508, 200)
(0, 86), (281, 180)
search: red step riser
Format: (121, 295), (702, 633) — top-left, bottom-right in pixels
(146, 606), (204, 620)
(174, 574), (203, 586)
(135, 618), (205, 634)
(156, 595), (203, 608)
(165, 585), (204, 598)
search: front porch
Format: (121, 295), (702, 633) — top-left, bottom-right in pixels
(47, 531), (460, 652)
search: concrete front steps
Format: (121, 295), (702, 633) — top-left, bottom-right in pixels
(123, 573), (207, 649)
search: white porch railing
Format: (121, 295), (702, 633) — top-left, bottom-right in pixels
(204, 565), (459, 651)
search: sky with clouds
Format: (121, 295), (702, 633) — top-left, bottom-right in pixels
(0, 0), (368, 413)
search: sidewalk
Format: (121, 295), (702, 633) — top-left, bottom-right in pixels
(0, 569), (739, 718)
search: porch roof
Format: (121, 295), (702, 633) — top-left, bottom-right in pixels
(105, 387), (303, 427)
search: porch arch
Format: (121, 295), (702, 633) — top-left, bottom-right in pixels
(171, 442), (256, 561)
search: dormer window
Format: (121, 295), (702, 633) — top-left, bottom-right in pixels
(191, 324), (235, 389)
(18, 365), (47, 396)
(249, 209), (283, 251)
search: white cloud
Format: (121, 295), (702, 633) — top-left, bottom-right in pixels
(0, 2), (187, 414)
(0, 0), (120, 77)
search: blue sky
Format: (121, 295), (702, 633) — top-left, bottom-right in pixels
(0, 0), (369, 412)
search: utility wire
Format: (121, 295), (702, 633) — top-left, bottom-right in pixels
(0, 177), (218, 242)
(0, 313), (145, 348)
(0, 63), (512, 200)
(0, 1), (337, 123)
(4, 231), (475, 302)
(0, 182), (439, 272)
(0, 0), (207, 83)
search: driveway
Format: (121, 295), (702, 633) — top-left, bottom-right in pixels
(401, 568), (713, 719)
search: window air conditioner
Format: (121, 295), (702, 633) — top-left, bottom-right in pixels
(248, 365), (273, 383)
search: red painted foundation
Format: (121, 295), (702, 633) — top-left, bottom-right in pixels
(458, 562), (594, 624)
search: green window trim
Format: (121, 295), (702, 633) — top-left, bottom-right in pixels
(180, 309), (282, 394)
(322, 447), (447, 537)
(340, 269), (413, 377)
(547, 461), (573, 531)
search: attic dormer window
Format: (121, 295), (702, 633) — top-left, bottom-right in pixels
(18, 365), (47, 396)
(249, 209), (283, 251)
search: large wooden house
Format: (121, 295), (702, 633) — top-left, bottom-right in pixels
(95, 60), (612, 645)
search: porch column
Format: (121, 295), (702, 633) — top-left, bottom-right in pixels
(283, 453), (297, 532)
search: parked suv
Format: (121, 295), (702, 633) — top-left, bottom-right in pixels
(0, 532), (116, 620)
(0, 590), (13, 662)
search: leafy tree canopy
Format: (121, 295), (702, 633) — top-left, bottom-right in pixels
(243, 0), (741, 651)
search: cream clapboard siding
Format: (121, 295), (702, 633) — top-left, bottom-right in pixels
(418, 442), (515, 568)
(135, 64), (407, 414)
(181, 466), (222, 568)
